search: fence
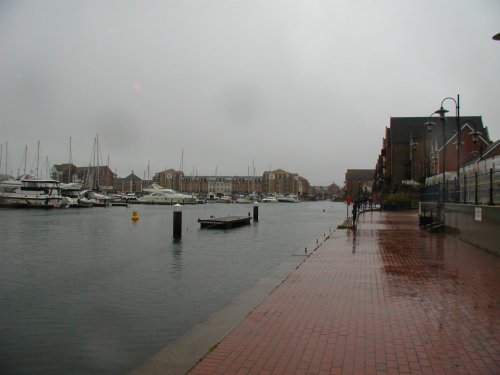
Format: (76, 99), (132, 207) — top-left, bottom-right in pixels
(420, 168), (500, 205)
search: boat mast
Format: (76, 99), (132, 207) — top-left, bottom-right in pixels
(95, 134), (100, 191)
(252, 159), (256, 194)
(107, 155), (110, 192)
(68, 137), (73, 183)
(179, 148), (184, 192)
(35, 140), (40, 178)
(22, 145), (27, 176)
(191, 165), (194, 193)
(0, 143), (3, 175)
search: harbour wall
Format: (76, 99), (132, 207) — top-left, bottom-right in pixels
(443, 203), (500, 256)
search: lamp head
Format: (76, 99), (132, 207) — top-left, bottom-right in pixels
(469, 129), (482, 144)
(425, 121), (436, 132)
(434, 106), (448, 120)
(464, 121), (481, 144)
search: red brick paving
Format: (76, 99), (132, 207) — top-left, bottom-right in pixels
(189, 211), (500, 375)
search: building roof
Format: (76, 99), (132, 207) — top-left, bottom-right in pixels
(466, 140), (500, 165)
(389, 116), (487, 146)
(52, 163), (77, 172)
(123, 172), (142, 181)
(264, 168), (296, 175)
(345, 169), (375, 180)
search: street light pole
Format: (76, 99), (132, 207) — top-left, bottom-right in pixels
(435, 95), (460, 202)
(425, 113), (438, 181)
(410, 136), (418, 182)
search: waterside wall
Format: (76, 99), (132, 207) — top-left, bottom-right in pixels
(443, 203), (500, 256)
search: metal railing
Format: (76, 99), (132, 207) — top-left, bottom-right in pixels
(420, 168), (500, 205)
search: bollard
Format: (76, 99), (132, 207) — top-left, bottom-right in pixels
(253, 202), (259, 222)
(173, 204), (182, 239)
(131, 211), (139, 222)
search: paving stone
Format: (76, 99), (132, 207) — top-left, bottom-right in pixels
(190, 211), (500, 375)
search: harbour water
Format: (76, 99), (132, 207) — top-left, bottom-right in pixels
(0, 201), (347, 374)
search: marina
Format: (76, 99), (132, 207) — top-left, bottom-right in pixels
(0, 201), (346, 375)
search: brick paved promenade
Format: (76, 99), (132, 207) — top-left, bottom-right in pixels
(189, 211), (500, 375)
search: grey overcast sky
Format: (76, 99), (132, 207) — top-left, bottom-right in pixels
(0, 0), (499, 186)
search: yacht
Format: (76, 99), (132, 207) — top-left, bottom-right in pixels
(61, 183), (93, 207)
(277, 194), (300, 203)
(80, 190), (112, 207)
(261, 195), (278, 203)
(218, 195), (233, 203)
(138, 189), (197, 204)
(235, 193), (258, 204)
(0, 177), (66, 208)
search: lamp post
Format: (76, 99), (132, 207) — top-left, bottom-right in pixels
(357, 178), (362, 202)
(424, 114), (437, 181)
(410, 136), (418, 182)
(425, 113), (446, 203)
(434, 95), (460, 202)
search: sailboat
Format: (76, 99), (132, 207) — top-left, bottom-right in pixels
(235, 160), (258, 203)
(60, 138), (93, 207)
(83, 134), (112, 206)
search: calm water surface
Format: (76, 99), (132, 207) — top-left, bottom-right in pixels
(0, 202), (346, 374)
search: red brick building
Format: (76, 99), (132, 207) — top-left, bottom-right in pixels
(374, 116), (491, 193)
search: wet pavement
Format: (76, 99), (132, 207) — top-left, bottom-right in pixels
(189, 210), (500, 375)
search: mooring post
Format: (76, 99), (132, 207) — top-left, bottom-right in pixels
(253, 201), (259, 221)
(173, 204), (182, 239)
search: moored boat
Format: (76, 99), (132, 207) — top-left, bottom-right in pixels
(138, 189), (197, 204)
(203, 192), (219, 203)
(261, 195), (278, 203)
(61, 183), (93, 207)
(0, 176), (66, 208)
(235, 193), (258, 204)
(277, 194), (300, 203)
(218, 195), (233, 203)
(81, 190), (112, 207)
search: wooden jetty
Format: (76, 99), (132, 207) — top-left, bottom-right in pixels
(198, 215), (252, 229)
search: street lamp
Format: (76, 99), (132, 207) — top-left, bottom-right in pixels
(357, 178), (362, 202)
(435, 95), (461, 202)
(425, 112), (446, 203)
(410, 136), (419, 182)
(464, 120), (483, 157)
(424, 116), (436, 179)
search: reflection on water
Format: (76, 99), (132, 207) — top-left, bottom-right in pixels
(171, 240), (183, 278)
(0, 202), (346, 374)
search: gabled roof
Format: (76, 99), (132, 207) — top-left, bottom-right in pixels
(439, 122), (490, 150)
(389, 116), (487, 146)
(345, 169), (375, 180)
(52, 163), (77, 172)
(123, 173), (142, 181)
(466, 140), (500, 164)
(389, 117), (430, 143)
(267, 168), (291, 175)
(482, 140), (500, 159)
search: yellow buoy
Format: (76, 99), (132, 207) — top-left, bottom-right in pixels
(132, 211), (139, 221)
